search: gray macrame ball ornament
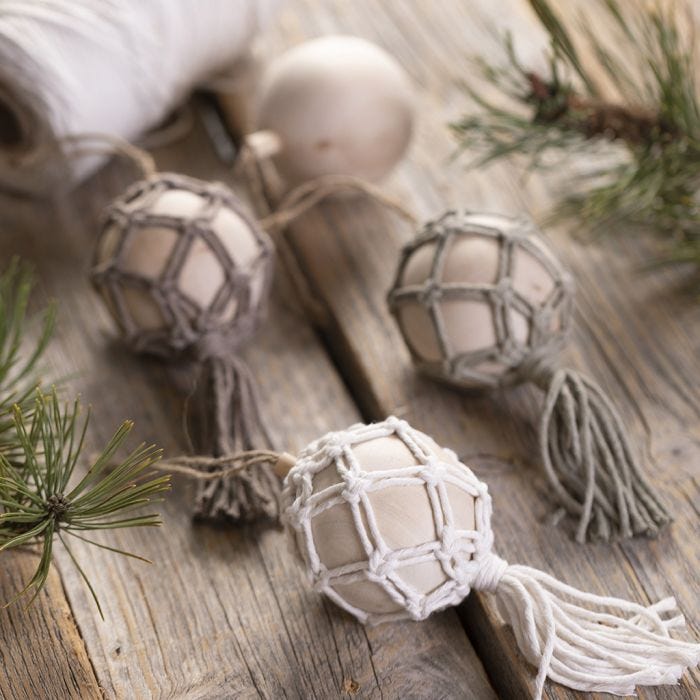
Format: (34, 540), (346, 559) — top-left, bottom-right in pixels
(388, 211), (573, 388)
(281, 417), (700, 699)
(388, 211), (670, 543)
(91, 172), (280, 523)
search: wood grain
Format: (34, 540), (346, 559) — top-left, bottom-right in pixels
(254, 1), (700, 698)
(0, 122), (494, 697)
(0, 550), (100, 700)
(1, 1), (697, 698)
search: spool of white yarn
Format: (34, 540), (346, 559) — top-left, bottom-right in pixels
(0, 0), (280, 195)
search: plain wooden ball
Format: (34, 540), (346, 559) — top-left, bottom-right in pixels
(306, 430), (475, 616)
(95, 177), (269, 338)
(256, 35), (414, 185)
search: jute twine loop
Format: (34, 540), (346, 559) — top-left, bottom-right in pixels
(91, 171), (281, 523)
(58, 132), (157, 180)
(235, 139), (418, 326)
(282, 417), (700, 699)
(258, 173), (419, 232)
(388, 212), (670, 542)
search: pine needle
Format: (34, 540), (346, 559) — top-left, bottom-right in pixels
(0, 258), (55, 456)
(451, 0), (700, 286)
(0, 259), (170, 614)
(0, 390), (170, 614)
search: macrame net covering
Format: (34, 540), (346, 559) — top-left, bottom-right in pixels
(387, 210), (573, 388)
(282, 417), (700, 699)
(388, 211), (669, 543)
(283, 415), (494, 625)
(91, 172), (280, 522)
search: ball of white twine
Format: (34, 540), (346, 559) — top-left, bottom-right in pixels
(0, 0), (280, 194)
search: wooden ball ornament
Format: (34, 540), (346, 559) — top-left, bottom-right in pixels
(92, 172), (274, 357)
(282, 416), (487, 624)
(388, 211), (573, 389)
(280, 417), (700, 699)
(388, 211), (670, 543)
(254, 35), (415, 185)
(92, 172), (279, 523)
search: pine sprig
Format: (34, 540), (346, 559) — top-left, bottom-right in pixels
(0, 258), (56, 455)
(451, 0), (700, 282)
(0, 258), (171, 615)
(0, 390), (169, 616)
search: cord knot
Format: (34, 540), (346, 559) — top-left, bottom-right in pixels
(341, 473), (369, 504)
(472, 552), (509, 593)
(517, 352), (557, 389)
(418, 281), (443, 305)
(492, 276), (514, 304)
(367, 549), (395, 581)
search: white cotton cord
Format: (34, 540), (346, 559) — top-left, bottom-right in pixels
(488, 563), (700, 698)
(282, 417), (700, 697)
(0, 0), (281, 194)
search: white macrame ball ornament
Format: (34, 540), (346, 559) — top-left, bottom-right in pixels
(280, 417), (700, 699)
(255, 35), (414, 185)
(388, 212), (573, 389)
(92, 173), (274, 357)
(282, 416), (495, 624)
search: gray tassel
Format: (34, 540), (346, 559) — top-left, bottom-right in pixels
(189, 355), (281, 524)
(536, 368), (670, 542)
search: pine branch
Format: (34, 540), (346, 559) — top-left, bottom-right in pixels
(0, 390), (170, 615)
(452, 0), (700, 285)
(0, 259), (56, 456)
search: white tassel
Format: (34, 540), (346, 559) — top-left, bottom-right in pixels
(491, 562), (700, 698)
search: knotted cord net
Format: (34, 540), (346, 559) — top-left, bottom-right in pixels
(388, 210), (573, 388)
(282, 415), (495, 624)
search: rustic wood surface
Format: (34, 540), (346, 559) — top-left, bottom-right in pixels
(0, 125), (494, 698)
(0, 1), (698, 699)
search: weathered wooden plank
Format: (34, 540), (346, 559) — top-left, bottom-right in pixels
(0, 121), (495, 696)
(0, 550), (100, 700)
(258, 1), (700, 698)
(0, 196), (105, 700)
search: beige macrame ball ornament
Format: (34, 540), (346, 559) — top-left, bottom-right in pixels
(280, 417), (700, 699)
(282, 416), (487, 624)
(389, 211), (572, 389)
(255, 35), (414, 185)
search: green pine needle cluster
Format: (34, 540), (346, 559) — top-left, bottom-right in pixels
(452, 0), (700, 280)
(0, 259), (170, 616)
(0, 259), (56, 457)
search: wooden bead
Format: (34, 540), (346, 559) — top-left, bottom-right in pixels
(256, 35), (414, 185)
(95, 176), (269, 337)
(306, 430), (475, 615)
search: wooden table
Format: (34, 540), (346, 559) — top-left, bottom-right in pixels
(1, 1), (697, 698)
